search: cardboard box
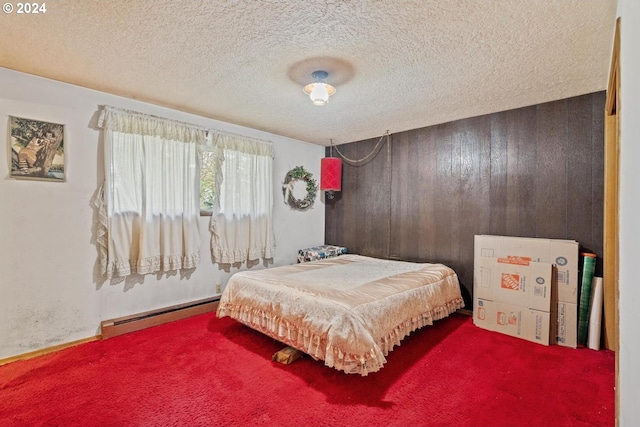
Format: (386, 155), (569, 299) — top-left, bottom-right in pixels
(474, 235), (579, 347)
(474, 298), (551, 345)
(475, 257), (552, 312)
(552, 301), (578, 348)
(474, 235), (579, 303)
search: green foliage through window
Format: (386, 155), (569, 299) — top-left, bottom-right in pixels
(200, 150), (216, 214)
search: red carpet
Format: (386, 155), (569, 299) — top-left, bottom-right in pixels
(0, 312), (614, 427)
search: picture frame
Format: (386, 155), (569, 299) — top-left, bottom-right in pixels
(9, 115), (65, 182)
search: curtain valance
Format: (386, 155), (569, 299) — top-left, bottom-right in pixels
(97, 106), (276, 154)
(211, 133), (274, 157)
(97, 106), (207, 144)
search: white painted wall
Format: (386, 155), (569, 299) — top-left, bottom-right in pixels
(0, 67), (325, 360)
(618, 1), (640, 425)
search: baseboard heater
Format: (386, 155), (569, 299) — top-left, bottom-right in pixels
(100, 296), (220, 340)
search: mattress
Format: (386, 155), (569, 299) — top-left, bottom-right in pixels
(216, 254), (464, 375)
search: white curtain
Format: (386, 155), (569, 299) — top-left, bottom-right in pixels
(209, 134), (276, 264)
(94, 106), (206, 279)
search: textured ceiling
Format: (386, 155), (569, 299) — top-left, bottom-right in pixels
(0, 0), (617, 145)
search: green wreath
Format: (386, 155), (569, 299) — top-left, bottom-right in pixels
(282, 166), (318, 211)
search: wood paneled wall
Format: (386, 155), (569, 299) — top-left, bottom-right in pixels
(325, 92), (605, 306)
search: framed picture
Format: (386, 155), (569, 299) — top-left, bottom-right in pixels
(9, 116), (65, 181)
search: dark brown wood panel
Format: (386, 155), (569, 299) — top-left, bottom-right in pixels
(505, 106), (537, 237)
(325, 92), (605, 307)
(567, 94), (595, 250)
(591, 91), (605, 277)
(535, 100), (568, 239)
(358, 136), (390, 258)
(489, 112), (508, 235)
(456, 116), (491, 299)
(433, 122), (456, 267)
(390, 132), (412, 259)
(415, 127), (438, 261)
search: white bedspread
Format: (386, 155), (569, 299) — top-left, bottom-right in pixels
(216, 254), (464, 375)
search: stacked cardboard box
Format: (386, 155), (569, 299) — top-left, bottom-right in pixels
(473, 235), (579, 347)
(474, 255), (553, 345)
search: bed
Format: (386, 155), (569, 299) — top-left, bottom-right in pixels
(216, 254), (464, 375)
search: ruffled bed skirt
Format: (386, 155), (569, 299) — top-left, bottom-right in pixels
(217, 297), (464, 376)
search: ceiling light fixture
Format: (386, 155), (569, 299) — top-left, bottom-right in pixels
(303, 70), (336, 106)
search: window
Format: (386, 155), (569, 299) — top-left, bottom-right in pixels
(93, 106), (275, 276)
(94, 106), (205, 279)
(208, 135), (276, 265)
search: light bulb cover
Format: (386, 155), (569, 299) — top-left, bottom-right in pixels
(303, 70), (336, 106)
(310, 83), (329, 105)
